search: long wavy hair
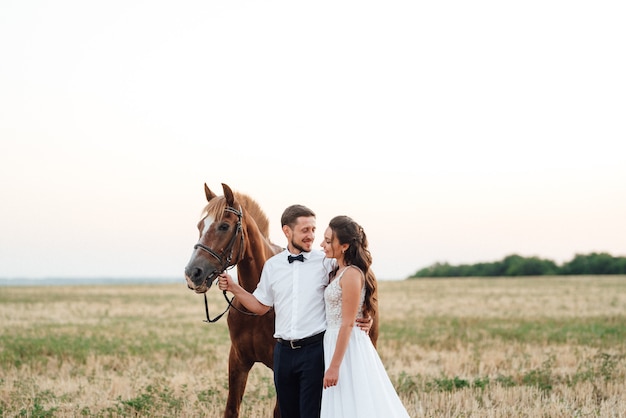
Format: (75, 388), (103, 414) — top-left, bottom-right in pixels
(328, 215), (378, 319)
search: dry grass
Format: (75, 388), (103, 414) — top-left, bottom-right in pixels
(1, 276), (625, 417)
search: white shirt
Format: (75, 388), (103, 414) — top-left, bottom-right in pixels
(254, 249), (334, 340)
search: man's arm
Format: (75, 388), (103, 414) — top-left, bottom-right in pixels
(217, 272), (272, 315)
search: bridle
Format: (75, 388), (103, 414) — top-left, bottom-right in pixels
(194, 206), (244, 275)
(193, 205), (257, 322)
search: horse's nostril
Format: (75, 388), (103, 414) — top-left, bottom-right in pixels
(185, 265), (204, 283)
(192, 267), (203, 281)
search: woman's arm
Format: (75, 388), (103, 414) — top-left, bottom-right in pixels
(323, 268), (363, 389)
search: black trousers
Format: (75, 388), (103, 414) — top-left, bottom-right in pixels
(273, 339), (325, 418)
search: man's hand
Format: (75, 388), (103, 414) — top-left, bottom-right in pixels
(355, 315), (373, 334)
(217, 272), (234, 292)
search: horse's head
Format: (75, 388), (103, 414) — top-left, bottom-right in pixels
(185, 183), (245, 294)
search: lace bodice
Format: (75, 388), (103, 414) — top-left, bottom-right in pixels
(324, 266), (366, 329)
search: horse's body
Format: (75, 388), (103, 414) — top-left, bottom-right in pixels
(185, 183), (282, 418)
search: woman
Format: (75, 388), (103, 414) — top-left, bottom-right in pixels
(320, 215), (410, 417)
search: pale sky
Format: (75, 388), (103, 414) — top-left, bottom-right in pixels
(1, 1), (625, 281)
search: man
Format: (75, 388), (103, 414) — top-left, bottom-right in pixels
(218, 204), (370, 418)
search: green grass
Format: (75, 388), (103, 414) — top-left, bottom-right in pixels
(381, 315), (626, 349)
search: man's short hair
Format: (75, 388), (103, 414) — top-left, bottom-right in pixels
(281, 204), (316, 228)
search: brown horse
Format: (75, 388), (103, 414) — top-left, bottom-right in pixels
(185, 183), (282, 418)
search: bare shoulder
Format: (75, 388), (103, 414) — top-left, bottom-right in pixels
(346, 265), (364, 278)
(341, 266), (364, 287)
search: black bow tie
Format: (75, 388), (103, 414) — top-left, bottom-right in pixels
(288, 254), (305, 263)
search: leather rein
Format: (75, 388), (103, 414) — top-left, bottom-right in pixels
(193, 205), (258, 322)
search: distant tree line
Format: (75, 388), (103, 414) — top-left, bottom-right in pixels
(409, 252), (626, 278)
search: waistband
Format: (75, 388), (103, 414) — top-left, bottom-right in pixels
(277, 331), (325, 349)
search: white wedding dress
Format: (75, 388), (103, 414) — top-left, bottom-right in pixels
(321, 267), (410, 418)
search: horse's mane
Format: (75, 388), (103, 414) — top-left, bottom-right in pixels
(201, 192), (271, 237)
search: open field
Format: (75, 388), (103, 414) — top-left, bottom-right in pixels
(1, 276), (625, 417)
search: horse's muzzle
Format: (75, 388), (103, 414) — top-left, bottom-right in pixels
(185, 274), (210, 294)
(184, 264), (215, 294)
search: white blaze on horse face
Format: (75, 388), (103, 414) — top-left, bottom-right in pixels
(201, 215), (216, 238)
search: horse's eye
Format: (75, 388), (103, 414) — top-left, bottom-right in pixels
(218, 223), (230, 232)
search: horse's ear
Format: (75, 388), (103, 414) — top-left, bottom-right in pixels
(204, 183), (217, 202)
(222, 183), (235, 206)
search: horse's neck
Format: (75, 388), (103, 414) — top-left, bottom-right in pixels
(237, 220), (276, 293)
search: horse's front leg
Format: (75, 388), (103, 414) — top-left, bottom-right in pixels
(223, 345), (253, 418)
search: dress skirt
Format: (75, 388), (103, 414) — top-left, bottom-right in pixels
(320, 326), (410, 418)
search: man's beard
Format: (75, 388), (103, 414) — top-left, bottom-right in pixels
(291, 239), (307, 253)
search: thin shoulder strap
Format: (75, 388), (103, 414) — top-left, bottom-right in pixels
(337, 265), (364, 283)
